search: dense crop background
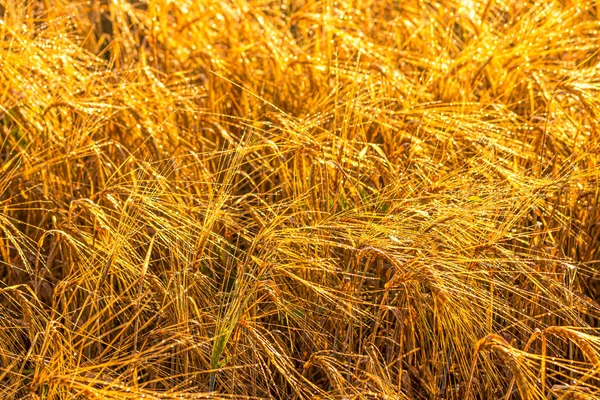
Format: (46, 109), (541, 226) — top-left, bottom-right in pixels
(1, 0), (600, 398)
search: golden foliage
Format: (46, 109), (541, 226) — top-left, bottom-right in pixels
(1, 0), (600, 398)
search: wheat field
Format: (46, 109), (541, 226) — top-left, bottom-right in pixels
(1, 0), (600, 398)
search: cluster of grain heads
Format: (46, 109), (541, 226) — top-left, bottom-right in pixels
(1, 0), (600, 398)
(467, 327), (600, 399)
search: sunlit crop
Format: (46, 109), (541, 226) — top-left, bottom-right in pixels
(1, 0), (600, 398)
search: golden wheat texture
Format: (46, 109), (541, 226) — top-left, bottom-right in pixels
(1, 0), (600, 398)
